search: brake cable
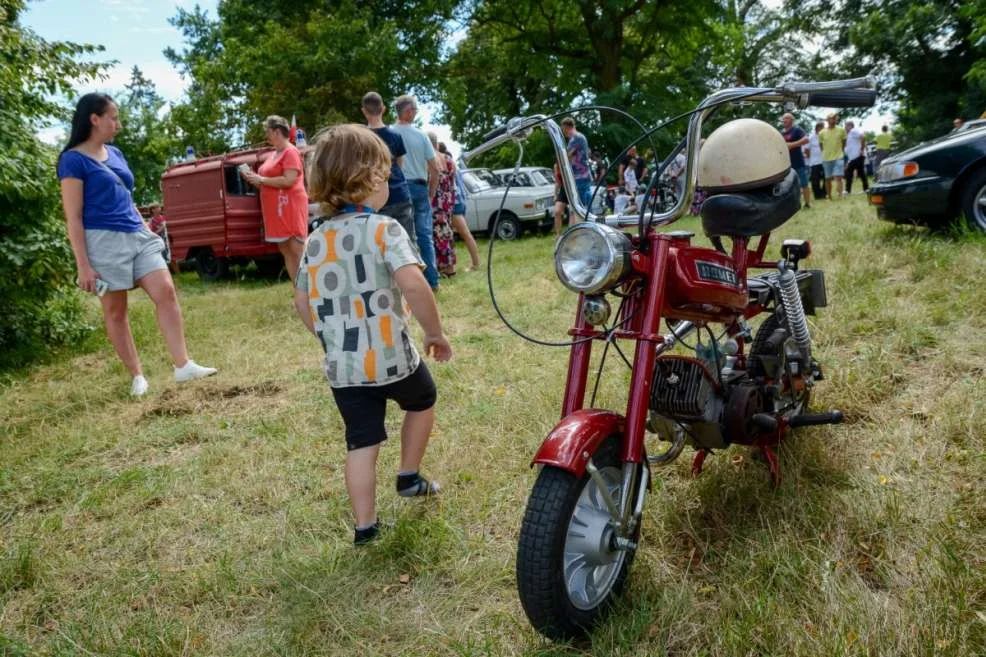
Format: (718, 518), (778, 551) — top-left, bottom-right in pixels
(479, 90), (769, 349)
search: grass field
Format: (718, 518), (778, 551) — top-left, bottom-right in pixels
(1, 195), (984, 656)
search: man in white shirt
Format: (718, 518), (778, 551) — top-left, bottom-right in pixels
(804, 121), (825, 201)
(843, 120), (868, 194)
(666, 151), (687, 200)
(613, 188), (630, 215)
(623, 158), (638, 195)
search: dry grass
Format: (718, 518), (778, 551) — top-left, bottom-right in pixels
(1, 195), (984, 656)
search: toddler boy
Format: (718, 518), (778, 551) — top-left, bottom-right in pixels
(295, 124), (453, 545)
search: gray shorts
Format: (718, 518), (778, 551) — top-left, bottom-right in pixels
(84, 228), (168, 291)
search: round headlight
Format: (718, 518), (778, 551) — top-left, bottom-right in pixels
(554, 222), (633, 294)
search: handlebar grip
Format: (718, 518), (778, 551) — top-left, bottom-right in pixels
(807, 89), (877, 108)
(481, 124), (510, 142)
(787, 76), (874, 93)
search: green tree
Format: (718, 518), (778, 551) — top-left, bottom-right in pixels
(0, 0), (107, 369)
(111, 66), (179, 205)
(442, 0), (719, 169)
(165, 0), (458, 154)
(441, 0), (826, 173)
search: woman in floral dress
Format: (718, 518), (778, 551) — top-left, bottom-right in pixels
(428, 132), (457, 277)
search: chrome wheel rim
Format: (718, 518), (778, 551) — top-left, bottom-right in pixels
(496, 220), (518, 240)
(563, 466), (626, 610)
(974, 186), (986, 230)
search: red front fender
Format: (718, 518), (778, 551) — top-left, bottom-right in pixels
(531, 409), (626, 477)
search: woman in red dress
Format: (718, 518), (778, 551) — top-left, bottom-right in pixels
(240, 115), (309, 281)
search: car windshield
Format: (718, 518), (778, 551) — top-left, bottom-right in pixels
(496, 169), (553, 186)
(956, 120), (986, 132)
(499, 172), (530, 186)
(462, 170), (497, 193)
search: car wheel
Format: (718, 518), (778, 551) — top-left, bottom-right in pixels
(960, 167), (986, 232)
(491, 211), (521, 241)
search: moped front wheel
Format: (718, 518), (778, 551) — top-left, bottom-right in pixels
(516, 436), (641, 640)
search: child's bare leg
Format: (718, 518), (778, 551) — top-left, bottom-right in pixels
(398, 407), (434, 474)
(346, 443), (382, 527)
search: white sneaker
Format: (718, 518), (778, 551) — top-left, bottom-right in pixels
(130, 375), (149, 397)
(174, 360), (217, 383)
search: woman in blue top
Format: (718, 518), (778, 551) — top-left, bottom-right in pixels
(58, 93), (216, 396)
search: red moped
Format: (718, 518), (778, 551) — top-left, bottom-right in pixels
(463, 78), (876, 640)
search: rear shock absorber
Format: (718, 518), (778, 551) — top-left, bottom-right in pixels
(777, 261), (811, 361)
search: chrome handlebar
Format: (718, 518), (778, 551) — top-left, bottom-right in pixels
(460, 77), (875, 230)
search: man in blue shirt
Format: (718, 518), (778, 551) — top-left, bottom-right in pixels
(561, 116), (593, 210)
(781, 112), (811, 209)
(391, 95), (441, 291)
(361, 92), (415, 243)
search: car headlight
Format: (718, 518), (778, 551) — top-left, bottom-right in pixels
(554, 223), (633, 294)
(878, 161), (919, 182)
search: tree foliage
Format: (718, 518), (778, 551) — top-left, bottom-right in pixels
(112, 67), (179, 205)
(0, 0), (106, 369)
(441, 0), (719, 169)
(441, 0), (826, 173)
(825, 0), (986, 146)
(165, 0), (458, 154)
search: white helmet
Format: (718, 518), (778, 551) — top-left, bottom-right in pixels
(698, 118), (790, 193)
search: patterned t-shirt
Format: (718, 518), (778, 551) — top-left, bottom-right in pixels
(567, 131), (592, 182)
(295, 211), (423, 388)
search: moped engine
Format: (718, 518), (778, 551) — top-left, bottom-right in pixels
(647, 355), (728, 449)
(648, 354), (767, 450)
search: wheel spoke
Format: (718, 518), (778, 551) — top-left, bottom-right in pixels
(562, 465), (631, 610)
(564, 557), (590, 604)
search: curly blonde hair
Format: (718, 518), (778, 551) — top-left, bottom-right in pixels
(307, 124), (391, 215)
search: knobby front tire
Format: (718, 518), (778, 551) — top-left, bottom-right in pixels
(516, 437), (640, 640)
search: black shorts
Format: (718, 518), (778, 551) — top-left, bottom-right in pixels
(331, 362), (437, 451)
(555, 186), (568, 205)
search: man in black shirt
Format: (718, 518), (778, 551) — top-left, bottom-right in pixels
(361, 92), (415, 241)
(617, 145), (647, 187)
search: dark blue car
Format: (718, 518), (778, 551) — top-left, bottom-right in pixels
(867, 125), (986, 232)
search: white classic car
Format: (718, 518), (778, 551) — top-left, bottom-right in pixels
(460, 167), (554, 240)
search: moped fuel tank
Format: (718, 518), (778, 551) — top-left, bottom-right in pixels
(663, 246), (748, 314)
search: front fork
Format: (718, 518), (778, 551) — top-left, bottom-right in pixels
(562, 237), (700, 542)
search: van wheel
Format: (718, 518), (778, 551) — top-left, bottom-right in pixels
(491, 211), (521, 240)
(195, 249), (229, 281)
(254, 257), (284, 279)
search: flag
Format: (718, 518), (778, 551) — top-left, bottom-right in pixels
(290, 114), (297, 143)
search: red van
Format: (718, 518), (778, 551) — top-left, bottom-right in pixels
(162, 147), (303, 280)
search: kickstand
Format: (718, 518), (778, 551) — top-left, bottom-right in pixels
(691, 450), (709, 477)
(760, 445), (781, 487)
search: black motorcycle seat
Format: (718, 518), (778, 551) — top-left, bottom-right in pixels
(700, 168), (801, 238)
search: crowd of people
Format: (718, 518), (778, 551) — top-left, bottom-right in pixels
(784, 112), (891, 204)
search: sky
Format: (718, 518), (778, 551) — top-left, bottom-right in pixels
(21, 0), (463, 155)
(22, 0), (890, 154)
